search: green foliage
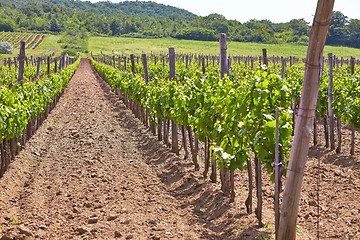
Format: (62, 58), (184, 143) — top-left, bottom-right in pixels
(0, 18), (15, 32)
(175, 28), (217, 41)
(0, 58), (80, 142)
(58, 31), (88, 56)
(0, 41), (13, 54)
(91, 58), (293, 179)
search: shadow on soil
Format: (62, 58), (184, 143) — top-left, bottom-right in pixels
(93, 63), (271, 240)
(308, 145), (360, 170)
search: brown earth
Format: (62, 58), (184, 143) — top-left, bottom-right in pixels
(0, 58), (359, 240)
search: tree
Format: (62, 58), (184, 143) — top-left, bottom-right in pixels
(289, 19), (310, 37)
(50, 18), (62, 33)
(0, 19), (15, 32)
(347, 19), (360, 48)
(327, 11), (349, 46)
(0, 41), (13, 54)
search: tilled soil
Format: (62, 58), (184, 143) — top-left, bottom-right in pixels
(0, 58), (359, 240)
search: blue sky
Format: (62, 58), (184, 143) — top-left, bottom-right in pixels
(87, 0), (359, 23)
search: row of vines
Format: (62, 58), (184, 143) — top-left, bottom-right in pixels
(0, 46), (80, 177)
(91, 38), (359, 232)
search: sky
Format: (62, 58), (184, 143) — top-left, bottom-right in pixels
(86, 0), (359, 23)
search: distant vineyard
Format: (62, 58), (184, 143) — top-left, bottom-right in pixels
(0, 32), (45, 50)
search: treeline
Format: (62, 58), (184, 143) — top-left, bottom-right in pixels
(0, 0), (359, 48)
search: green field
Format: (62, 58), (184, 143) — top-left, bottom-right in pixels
(88, 36), (360, 59)
(2, 34), (360, 59)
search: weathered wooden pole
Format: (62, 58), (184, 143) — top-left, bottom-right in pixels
(278, 1), (335, 239)
(36, 57), (41, 77)
(142, 54), (150, 129)
(262, 48), (268, 67)
(350, 57), (355, 155)
(47, 56), (51, 75)
(328, 53), (335, 150)
(169, 48), (179, 155)
(17, 41), (25, 85)
(219, 33), (230, 196)
(275, 108), (280, 239)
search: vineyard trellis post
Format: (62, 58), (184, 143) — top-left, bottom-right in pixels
(275, 107), (280, 239)
(36, 57), (41, 77)
(169, 48), (179, 155)
(219, 33), (231, 195)
(278, 0), (335, 239)
(350, 57), (355, 155)
(17, 41), (25, 85)
(142, 54), (150, 129)
(328, 53), (335, 150)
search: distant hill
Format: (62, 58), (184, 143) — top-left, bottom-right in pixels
(0, 0), (358, 50)
(0, 0), (197, 20)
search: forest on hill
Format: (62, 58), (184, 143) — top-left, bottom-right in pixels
(0, 0), (359, 48)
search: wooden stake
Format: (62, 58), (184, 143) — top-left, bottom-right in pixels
(36, 57), (41, 77)
(169, 48), (179, 155)
(275, 108), (280, 239)
(219, 33), (230, 193)
(262, 48), (268, 67)
(278, 1), (335, 238)
(142, 54), (149, 128)
(328, 53), (335, 150)
(47, 56), (51, 75)
(130, 54), (136, 75)
(17, 42), (25, 85)
(350, 57), (355, 155)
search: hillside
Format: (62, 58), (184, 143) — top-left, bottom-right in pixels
(0, 0), (197, 19)
(0, 0), (359, 54)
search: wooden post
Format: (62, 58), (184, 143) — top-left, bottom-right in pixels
(123, 56), (127, 71)
(47, 56), (51, 75)
(327, 53), (335, 150)
(142, 54), (150, 128)
(36, 57), (41, 77)
(350, 57), (355, 155)
(130, 54), (135, 75)
(54, 58), (58, 73)
(275, 108), (280, 239)
(219, 33), (230, 195)
(17, 41), (25, 85)
(169, 48), (179, 155)
(278, 1), (335, 239)
(262, 48), (268, 67)
(281, 58), (286, 79)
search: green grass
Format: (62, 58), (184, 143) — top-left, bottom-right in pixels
(88, 36), (360, 59)
(2, 34), (360, 60)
